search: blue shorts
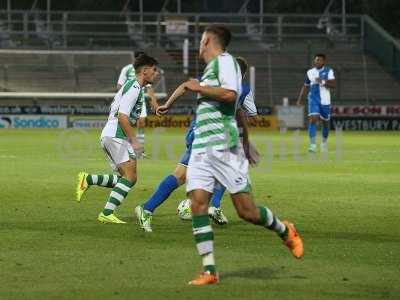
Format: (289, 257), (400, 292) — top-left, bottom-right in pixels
(179, 119), (195, 167)
(308, 100), (331, 120)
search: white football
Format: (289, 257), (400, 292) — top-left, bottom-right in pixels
(177, 199), (192, 220)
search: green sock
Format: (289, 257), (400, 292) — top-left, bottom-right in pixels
(258, 206), (287, 238)
(87, 174), (120, 188)
(192, 214), (216, 274)
(102, 177), (134, 216)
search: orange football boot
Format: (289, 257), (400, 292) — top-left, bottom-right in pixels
(282, 221), (304, 259)
(188, 271), (219, 285)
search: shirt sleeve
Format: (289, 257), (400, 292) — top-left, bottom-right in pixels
(242, 90), (257, 117)
(117, 66), (128, 87)
(218, 55), (240, 94)
(304, 73), (311, 86)
(118, 84), (140, 116)
(328, 69), (335, 80)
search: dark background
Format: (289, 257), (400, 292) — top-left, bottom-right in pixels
(2, 0), (400, 37)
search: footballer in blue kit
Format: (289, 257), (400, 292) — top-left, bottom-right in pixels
(297, 53), (336, 153)
(134, 57), (257, 232)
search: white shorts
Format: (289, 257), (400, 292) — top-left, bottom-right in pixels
(139, 101), (147, 118)
(186, 147), (250, 194)
(100, 137), (136, 171)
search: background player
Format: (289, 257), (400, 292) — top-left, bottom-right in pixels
(117, 51), (159, 155)
(164, 25), (303, 285)
(76, 54), (159, 224)
(296, 53), (336, 152)
(134, 85), (228, 231)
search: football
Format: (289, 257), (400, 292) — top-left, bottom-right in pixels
(177, 199), (192, 220)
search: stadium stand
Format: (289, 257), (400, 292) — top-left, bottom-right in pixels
(0, 11), (399, 105)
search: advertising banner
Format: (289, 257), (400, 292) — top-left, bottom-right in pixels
(276, 106), (304, 128)
(330, 105), (400, 130)
(69, 116), (107, 129)
(332, 105), (400, 116)
(0, 104), (109, 115)
(331, 117), (400, 130)
(145, 115), (278, 129)
(0, 115), (67, 128)
(165, 17), (189, 35)
(0, 104), (275, 116)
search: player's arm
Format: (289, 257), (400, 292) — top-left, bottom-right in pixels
(316, 69), (336, 89)
(184, 57), (238, 103)
(242, 89), (258, 125)
(156, 82), (187, 116)
(297, 73), (311, 106)
(145, 84), (159, 112)
(116, 66), (127, 90)
(118, 113), (135, 143)
(323, 79), (336, 89)
(296, 85), (309, 106)
(185, 80), (236, 103)
(118, 85), (142, 151)
(236, 108), (249, 147)
(236, 108), (259, 166)
(316, 78), (336, 88)
(322, 69), (336, 89)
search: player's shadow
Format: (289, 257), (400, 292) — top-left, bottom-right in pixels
(222, 267), (307, 281)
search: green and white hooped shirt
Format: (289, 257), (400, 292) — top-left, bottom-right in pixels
(101, 79), (144, 140)
(192, 52), (242, 154)
(117, 64), (137, 86)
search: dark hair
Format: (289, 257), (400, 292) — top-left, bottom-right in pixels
(314, 53), (326, 60)
(236, 56), (249, 78)
(204, 25), (232, 50)
(134, 54), (158, 70)
(134, 51), (146, 59)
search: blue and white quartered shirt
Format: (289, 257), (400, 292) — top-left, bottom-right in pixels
(304, 66), (335, 105)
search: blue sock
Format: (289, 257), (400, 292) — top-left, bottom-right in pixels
(308, 123), (317, 144)
(143, 175), (179, 213)
(211, 185), (226, 208)
(322, 124), (329, 143)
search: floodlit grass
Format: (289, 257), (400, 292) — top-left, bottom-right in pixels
(0, 128), (399, 299)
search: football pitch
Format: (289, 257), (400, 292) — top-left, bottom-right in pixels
(1, 128), (399, 299)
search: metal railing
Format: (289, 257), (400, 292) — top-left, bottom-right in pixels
(0, 11), (399, 105)
(0, 10), (363, 49)
(363, 15), (400, 80)
(0, 46), (399, 104)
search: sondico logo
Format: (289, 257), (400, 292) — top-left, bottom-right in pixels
(13, 116), (60, 128)
(0, 117), (11, 128)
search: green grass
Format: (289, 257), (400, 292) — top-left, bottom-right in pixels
(0, 128), (399, 299)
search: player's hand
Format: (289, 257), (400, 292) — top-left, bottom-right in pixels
(150, 101), (159, 113)
(156, 105), (169, 116)
(296, 99), (302, 106)
(315, 77), (322, 84)
(131, 140), (144, 156)
(244, 141), (260, 167)
(184, 79), (201, 92)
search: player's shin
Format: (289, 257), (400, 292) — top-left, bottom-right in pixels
(143, 175), (179, 212)
(257, 206), (288, 238)
(322, 122), (329, 142)
(87, 174), (120, 188)
(210, 185), (226, 208)
(308, 123), (317, 145)
(192, 214), (216, 274)
(103, 177), (135, 215)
